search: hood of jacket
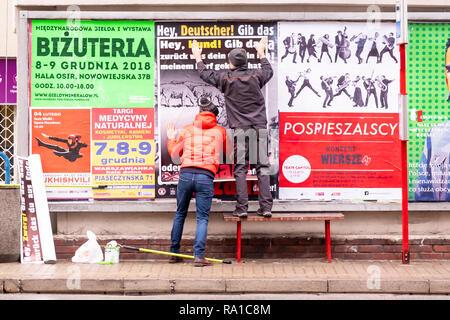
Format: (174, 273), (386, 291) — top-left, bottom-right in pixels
(193, 111), (218, 129)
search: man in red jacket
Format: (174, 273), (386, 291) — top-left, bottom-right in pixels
(166, 97), (230, 267)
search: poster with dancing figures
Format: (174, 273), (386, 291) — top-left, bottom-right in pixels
(155, 22), (279, 199)
(278, 22), (402, 200)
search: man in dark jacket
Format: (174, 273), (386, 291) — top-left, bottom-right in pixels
(191, 37), (274, 218)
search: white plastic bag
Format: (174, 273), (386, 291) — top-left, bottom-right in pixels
(72, 230), (104, 263)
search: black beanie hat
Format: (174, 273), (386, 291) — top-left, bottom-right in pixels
(228, 48), (247, 68)
(199, 96), (219, 117)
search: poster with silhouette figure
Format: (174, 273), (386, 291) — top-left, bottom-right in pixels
(30, 108), (92, 199)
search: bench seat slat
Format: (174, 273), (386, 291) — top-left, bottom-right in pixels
(222, 212), (344, 222)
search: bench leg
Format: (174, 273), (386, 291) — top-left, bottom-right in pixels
(325, 220), (331, 263)
(237, 220), (242, 263)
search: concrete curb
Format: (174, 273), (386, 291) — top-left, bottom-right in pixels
(225, 279), (327, 293)
(2, 277), (448, 295)
(2, 261), (450, 295)
(328, 279), (430, 294)
(429, 280), (450, 294)
(124, 279), (172, 294)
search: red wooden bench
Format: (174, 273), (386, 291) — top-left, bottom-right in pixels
(223, 212), (344, 263)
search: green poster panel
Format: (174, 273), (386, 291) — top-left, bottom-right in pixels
(407, 23), (450, 201)
(29, 20), (155, 108)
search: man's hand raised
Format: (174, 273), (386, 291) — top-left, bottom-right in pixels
(254, 36), (268, 59)
(191, 40), (203, 63)
(166, 122), (178, 140)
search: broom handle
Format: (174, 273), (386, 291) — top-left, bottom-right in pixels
(121, 245), (231, 264)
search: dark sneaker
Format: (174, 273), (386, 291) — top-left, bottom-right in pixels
(194, 257), (212, 267)
(232, 210), (248, 218)
(168, 256), (184, 264)
(257, 208), (272, 218)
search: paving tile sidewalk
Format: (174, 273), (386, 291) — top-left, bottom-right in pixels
(1, 259), (450, 295)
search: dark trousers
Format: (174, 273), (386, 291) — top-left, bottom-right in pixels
(319, 50), (332, 63)
(323, 89), (333, 107)
(379, 47), (398, 63)
(233, 127), (273, 213)
(288, 88), (296, 106)
(299, 46), (306, 62)
(356, 46), (364, 63)
(295, 80), (320, 97)
(365, 90), (379, 108)
(380, 91), (388, 108)
(334, 88), (351, 98)
(334, 46), (340, 62)
(281, 47), (297, 63)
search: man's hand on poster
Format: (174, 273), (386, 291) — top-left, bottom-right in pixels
(254, 36), (268, 59)
(167, 122), (178, 140)
(191, 40), (203, 63)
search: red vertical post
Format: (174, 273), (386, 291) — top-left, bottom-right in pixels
(400, 43), (410, 264)
(325, 220), (331, 263)
(401, 140), (409, 263)
(236, 220), (241, 263)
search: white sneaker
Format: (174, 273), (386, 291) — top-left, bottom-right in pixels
(257, 208), (272, 218)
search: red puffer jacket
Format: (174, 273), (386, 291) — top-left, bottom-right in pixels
(167, 111), (230, 175)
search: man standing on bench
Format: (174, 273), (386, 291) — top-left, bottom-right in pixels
(191, 37), (274, 218)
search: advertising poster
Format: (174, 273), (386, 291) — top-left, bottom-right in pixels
(29, 20), (154, 108)
(278, 22), (401, 200)
(91, 107), (155, 199)
(18, 155), (56, 263)
(30, 108), (92, 199)
(0, 58), (17, 104)
(155, 22), (279, 199)
(407, 23), (450, 201)
(18, 156), (43, 263)
(28, 20), (156, 199)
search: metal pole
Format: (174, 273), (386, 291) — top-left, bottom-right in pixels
(396, 0), (409, 264)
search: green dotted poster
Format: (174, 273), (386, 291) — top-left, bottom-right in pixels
(407, 23), (450, 201)
(28, 20), (156, 200)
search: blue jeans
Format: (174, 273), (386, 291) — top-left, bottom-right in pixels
(170, 172), (214, 258)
